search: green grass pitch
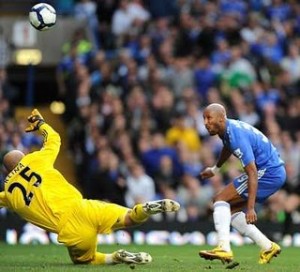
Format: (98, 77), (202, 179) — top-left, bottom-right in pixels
(0, 243), (299, 272)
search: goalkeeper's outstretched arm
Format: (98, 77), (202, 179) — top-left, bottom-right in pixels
(0, 192), (8, 208)
(25, 109), (61, 166)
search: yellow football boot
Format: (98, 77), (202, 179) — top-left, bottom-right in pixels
(259, 242), (281, 264)
(199, 246), (234, 264)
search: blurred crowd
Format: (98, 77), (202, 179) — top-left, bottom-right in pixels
(1, 0), (300, 243)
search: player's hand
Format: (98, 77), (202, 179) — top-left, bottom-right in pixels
(246, 208), (257, 224)
(25, 109), (45, 132)
(200, 167), (215, 179)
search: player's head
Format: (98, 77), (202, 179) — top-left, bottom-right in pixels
(3, 150), (25, 173)
(203, 103), (227, 136)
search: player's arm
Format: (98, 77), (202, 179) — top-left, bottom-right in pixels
(25, 109), (61, 165)
(244, 161), (258, 224)
(39, 123), (61, 163)
(215, 146), (232, 168)
(200, 146), (232, 179)
(236, 137), (258, 224)
(0, 191), (8, 208)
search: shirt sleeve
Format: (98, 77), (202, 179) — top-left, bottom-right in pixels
(34, 123), (61, 167)
(0, 191), (8, 208)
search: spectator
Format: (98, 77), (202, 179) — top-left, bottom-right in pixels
(177, 174), (214, 220)
(125, 162), (156, 208)
(194, 57), (217, 103)
(170, 57), (194, 98)
(87, 148), (126, 205)
(185, 101), (209, 139)
(74, 0), (99, 49)
(154, 154), (180, 192)
(6, 132), (28, 153)
(221, 45), (256, 91)
(151, 84), (176, 133)
(144, 0), (178, 19)
(140, 131), (182, 178)
(280, 43), (300, 84)
(254, 82), (281, 113)
(174, 12), (199, 57)
(150, 17), (171, 55)
(111, 0), (133, 45)
(211, 37), (231, 74)
(252, 31), (284, 64)
(240, 12), (264, 44)
(219, 0), (247, 19)
(178, 147), (203, 178)
(61, 28), (93, 58)
(128, 0), (151, 24)
(165, 112), (201, 152)
(56, 44), (92, 122)
(265, 0), (292, 22)
(126, 85), (149, 133)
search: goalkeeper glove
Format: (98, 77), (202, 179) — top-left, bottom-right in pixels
(25, 109), (45, 132)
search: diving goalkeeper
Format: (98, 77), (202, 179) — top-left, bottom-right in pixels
(0, 109), (180, 265)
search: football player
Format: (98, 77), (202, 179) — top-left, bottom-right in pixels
(0, 109), (180, 265)
(199, 103), (285, 264)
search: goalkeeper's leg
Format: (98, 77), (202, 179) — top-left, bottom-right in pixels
(62, 200), (155, 265)
(112, 199), (180, 229)
(67, 244), (152, 265)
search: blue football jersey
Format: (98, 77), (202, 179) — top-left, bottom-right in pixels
(222, 119), (284, 169)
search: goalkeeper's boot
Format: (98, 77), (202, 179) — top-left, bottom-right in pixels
(199, 246), (234, 264)
(142, 199), (180, 215)
(258, 242), (281, 264)
(113, 249), (152, 264)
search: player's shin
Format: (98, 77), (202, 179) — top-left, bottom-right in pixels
(128, 204), (149, 224)
(214, 201), (231, 252)
(91, 252), (115, 264)
(231, 211), (272, 250)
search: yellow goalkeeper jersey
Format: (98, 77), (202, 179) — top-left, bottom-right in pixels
(1, 123), (83, 233)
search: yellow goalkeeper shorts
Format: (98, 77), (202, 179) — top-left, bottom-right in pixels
(57, 199), (129, 263)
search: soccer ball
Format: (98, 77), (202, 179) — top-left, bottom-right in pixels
(29, 3), (56, 31)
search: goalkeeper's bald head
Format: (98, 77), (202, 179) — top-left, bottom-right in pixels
(3, 150), (25, 173)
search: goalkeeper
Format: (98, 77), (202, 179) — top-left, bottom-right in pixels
(0, 109), (180, 265)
